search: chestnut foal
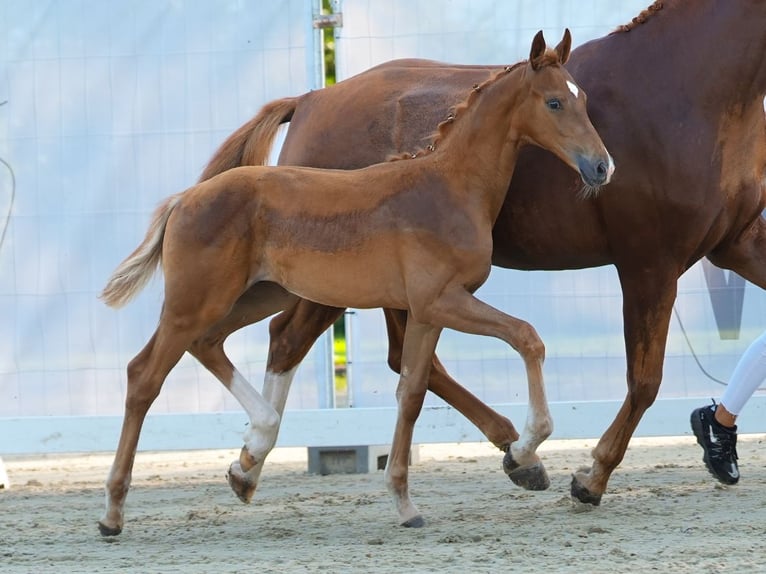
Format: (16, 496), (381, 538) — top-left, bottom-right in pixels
(99, 30), (612, 535)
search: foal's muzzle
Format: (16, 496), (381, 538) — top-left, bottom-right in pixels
(577, 153), (615, 187)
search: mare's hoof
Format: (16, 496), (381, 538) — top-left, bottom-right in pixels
(570, 475), (602, 506)
(98, 521), (122, 537)
(401, 515), (425, 528)
(503, 451), (550, 491)
(226, 462), (256, 503)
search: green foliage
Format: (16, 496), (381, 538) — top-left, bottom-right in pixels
(322, 0), (336, 85)
(333, 329), (346, 362)
(334, 328), (347, 396)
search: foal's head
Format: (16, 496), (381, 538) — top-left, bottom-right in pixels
(515, 30), (614, 190)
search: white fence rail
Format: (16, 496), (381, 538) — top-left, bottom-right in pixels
(4, 397), (766, 455)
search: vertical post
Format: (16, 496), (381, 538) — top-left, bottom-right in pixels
(310, 0), (343, 410)
(309, 0), (326, 91)
(314, 10), (334, 406)
(322, 328), (337, 409)
(344, 309), (356, 407)
(330, 0), (344, 81)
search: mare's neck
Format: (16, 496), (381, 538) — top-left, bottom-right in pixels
(430, 66), (527, 222)
(679, 1), (764, 103)
(599, 1), (766, 107)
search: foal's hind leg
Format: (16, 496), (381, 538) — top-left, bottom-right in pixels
(415, 288), (553, 491)
(188, 346), (291, 504)
(221, 301), (344, 493)
(385, 316), (442, 527)
(188, 283), (310, 503)
(99, 314), (217, 536)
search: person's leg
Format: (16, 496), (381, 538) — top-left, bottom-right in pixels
(716, 329), (766, 425)
(689, 330), (766, 485)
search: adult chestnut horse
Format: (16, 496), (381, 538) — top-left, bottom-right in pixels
(196, 0), (766, 508)
(98, 31), (612, 535)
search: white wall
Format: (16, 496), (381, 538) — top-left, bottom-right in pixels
(335, 0), (653, 78)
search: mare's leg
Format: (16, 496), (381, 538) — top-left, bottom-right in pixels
(267, 298), (346, 373)
(415, 288), (552, 490)
(570, 267), (677, 505)
(264, 302), (519, 450)
(384, 308), (520, 449)
(570, 217), (766, 505)
(385, 316), (442, 527)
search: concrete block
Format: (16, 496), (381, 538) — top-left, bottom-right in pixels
(307, 444), (420, 475)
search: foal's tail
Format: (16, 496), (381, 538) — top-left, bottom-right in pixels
(197, 96), (299, 182)
(100, 194), (183, 308)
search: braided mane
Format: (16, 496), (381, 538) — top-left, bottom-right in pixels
(613, 1), (664, 33)
(388, 60), (527, 162)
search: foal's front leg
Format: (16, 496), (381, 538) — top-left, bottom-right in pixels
(385, 317), (442, 527)
(419, 287), (553, 491)
(383, 308), (521, 449)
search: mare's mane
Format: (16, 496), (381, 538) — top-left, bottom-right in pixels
(613, 1), (664, 33)
(390, 2), (667, 162)
(388, 56), (545, 162)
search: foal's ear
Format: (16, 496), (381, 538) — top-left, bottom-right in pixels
(555, 28), (572, 65)
(529, 30), (546, 70)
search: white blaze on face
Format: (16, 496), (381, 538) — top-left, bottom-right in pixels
(566, 80), (579, 98)
(763, 94), (766, 115)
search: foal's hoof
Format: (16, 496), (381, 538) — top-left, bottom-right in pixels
(97, 521), (122, 537)
(570, 473), (602, 506)
(503, 451), (550, 491)
(401, 515), (425, 528)
(226, 461), (257, 503)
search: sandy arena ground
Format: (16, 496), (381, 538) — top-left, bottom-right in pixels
(1, 435), (765, 573)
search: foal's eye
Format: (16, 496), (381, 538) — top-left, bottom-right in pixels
(546, 98), (562, 111)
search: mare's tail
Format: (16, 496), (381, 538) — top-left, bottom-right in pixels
(100, 194), (183, 308)
(198, 96), (298, 182)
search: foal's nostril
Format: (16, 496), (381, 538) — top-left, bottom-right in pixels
(577, 155), (612, 187)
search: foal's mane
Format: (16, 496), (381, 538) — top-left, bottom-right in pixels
(613, 1), (664, 33)
(388, 59), (529, 162)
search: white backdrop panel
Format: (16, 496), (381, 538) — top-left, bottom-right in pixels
(4, 1), (766, 454)
(335, 0), (654, 78)
(0, 0), (332, 420)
